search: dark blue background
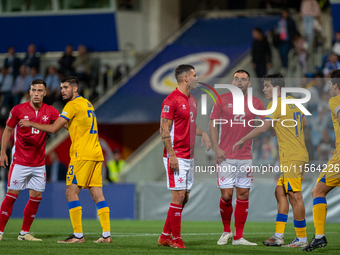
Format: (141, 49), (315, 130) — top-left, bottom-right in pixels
(0, 13), (119, 53)
(9, 182), (135, 219)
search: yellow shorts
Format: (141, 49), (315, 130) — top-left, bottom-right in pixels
(317, 157), (340, 187)
(277, 161), (306, 193)
(66, 160), (103, 188)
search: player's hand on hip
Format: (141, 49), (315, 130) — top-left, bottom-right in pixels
(215, 147), (226, 164)
(0, 154), (8, 169)
(169, 155), (179, 174)
(201, 132), (211, 151)
(232, 139), (245, 153)
(19, 119), (31, 128)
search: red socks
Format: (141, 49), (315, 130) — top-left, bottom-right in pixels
(220, 197), (232, 233)
(21, 197), (42, 232)
(161, 207), (171, 236)
(0, 193), (18, 232)
(234, 198), (249, 240)
(166, 203), (183, 239)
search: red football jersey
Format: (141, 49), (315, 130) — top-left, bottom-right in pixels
(210, 92), (265, 160)
(161, 88), (197, 159)
(6, 101), (60, 167)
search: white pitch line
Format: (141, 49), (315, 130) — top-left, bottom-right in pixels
(5, 232), (339, 237)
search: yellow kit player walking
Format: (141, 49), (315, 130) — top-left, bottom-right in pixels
(233, 73), (309, 248)
(302, 69), (340, 252)
(19, 76), (111, 243)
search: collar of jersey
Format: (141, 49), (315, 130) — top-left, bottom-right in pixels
(176, 88), (190, 99)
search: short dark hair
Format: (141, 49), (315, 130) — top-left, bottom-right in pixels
(175, 65), (195, 82)
(31, 79), (46, 88)
(263, 72), (285, 89)
(330, 69), (340, 90)
(233, 69), (250, 79)
(61, 76), (79, 87)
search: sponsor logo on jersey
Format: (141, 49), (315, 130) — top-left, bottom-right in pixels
(182, 104), (186, 109)
(24, 116), (29, 120)
(62, 111), (67, 115)
(163, 105), (169, 113)
(228, 103), (233, 108)
(150, 52), (230, 94)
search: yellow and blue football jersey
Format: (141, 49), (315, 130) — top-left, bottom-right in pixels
(60, 96), (104, 162)
(265, 96), (308, 163)
(329, 94), (340, 159)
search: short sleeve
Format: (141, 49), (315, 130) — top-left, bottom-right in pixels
(264, 101), (280, 120)
(60, 102), (77, 121)
(161, 97), (176, 120)
(51, 106), (60, 122)
(210, 99), (222, 119)
(329, 97), (340, 117)
(6, 107), (18, 128)
(255, 98), (265, 120)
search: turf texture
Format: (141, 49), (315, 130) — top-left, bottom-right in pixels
(1, 220), (339, 254)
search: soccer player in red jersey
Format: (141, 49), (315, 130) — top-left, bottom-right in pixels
(158, 65), (211, 249)
(0, 79), (59, 241)
(209, 70), (265, 246)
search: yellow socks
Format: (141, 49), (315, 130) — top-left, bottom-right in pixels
(68, 201), (83, 235)
(275, 213), (287, 237)
(313, 197), (327, 236)
(294, 219), (307, 241)
(97, 201), (111, 234)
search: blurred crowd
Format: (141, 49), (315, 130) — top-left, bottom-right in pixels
(250, 0), (337, 164)
(0, 43), (101, 121)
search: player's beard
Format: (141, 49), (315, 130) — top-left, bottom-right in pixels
(63, 92), (73, 101)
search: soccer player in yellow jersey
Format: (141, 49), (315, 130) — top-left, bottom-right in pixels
(233, 73), (309, 248)
(19, 77), (111, 244)
(302, 69), (340, 252)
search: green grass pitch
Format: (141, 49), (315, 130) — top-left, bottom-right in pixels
(1, 219), (340, 254)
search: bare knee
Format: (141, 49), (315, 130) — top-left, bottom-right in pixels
(288, 192), (303, 206)
(7, 189), (20, 196)
(65, 185), (81, 202)
(89, 187), (105, 204)
(221, 188), (233, 202)
(65, 188), (70, 200)
(311, 187), (317, 198)
(236, 188), (249, 200)
(172, 191), (186, 205)
(175, 193), (186, 204)
(29, 190), (42, 198)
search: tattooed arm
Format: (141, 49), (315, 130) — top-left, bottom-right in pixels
(160, 117), (178, 172)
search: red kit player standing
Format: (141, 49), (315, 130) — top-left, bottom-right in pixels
(209, 70), (265, 246)
(158, 65), (211, 249)
(0, 79), (59, 241)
